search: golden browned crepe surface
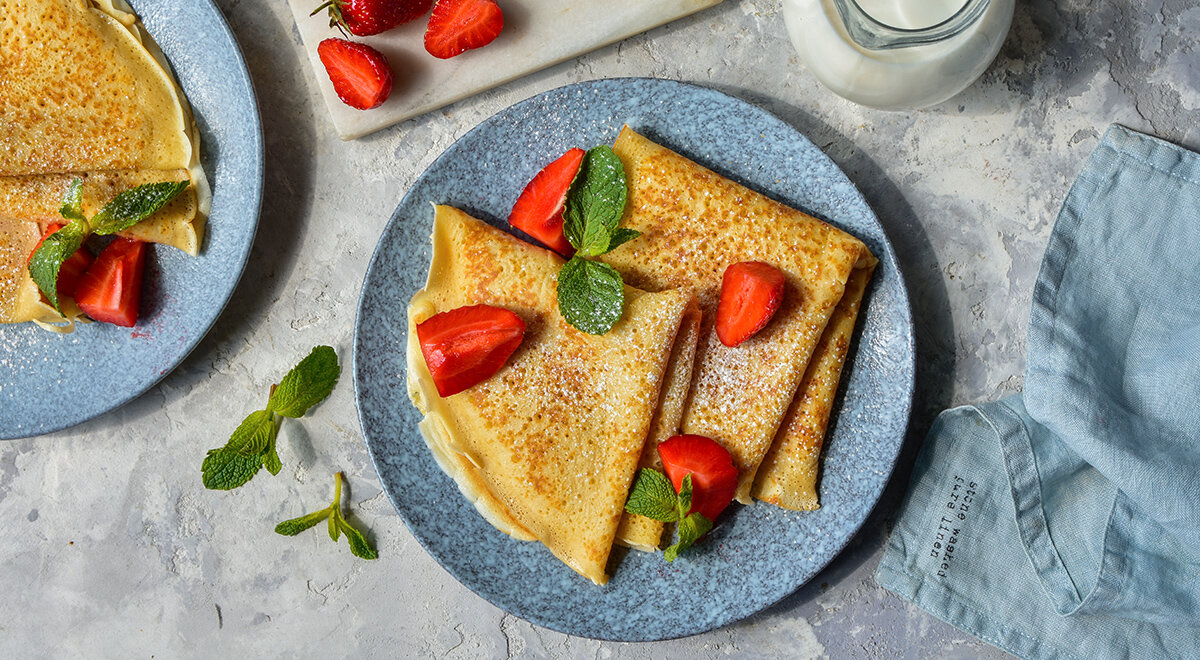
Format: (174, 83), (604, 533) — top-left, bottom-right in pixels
(0, 0), (193, 174)
(601, 127), (875, 503)
(406, 205), (691, 584)
(752, 262), (875, 510)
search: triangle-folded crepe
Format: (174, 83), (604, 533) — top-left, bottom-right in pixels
(753, 261), (875, 510)
(0, 0), (210, 324)
(614, 297), (701, 551)
(601, 127), (876, 503)
(406, 205), (693, 585)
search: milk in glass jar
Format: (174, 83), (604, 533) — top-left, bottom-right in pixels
(783, 0), (1015, 109)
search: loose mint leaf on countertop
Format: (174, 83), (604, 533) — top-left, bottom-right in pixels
(270, 345), (341, 418)
(563, 145), (628, 257)
(90, 180), (189, 235)
(201, 448), (265, 492)
(27, 219), (89, 314)
(275, 472), (378, 560)
(556, 256), (624, 335)
(201, 347), (340, 490)
(274, 508), (331, 536)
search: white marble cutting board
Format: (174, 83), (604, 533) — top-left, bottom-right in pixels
(289, 0), (724, 139)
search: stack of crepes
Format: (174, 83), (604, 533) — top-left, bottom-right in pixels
(406, 127), (875, 585)
(0, 0), (208, 327)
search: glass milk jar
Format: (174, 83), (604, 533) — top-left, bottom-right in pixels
(782, 0), (1015, 110)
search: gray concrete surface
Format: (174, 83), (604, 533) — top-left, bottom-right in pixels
(5, 0), (1194, 657)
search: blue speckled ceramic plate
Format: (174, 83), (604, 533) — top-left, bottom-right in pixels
(0, 0), (262, 440)
(354, 79), (914, 641)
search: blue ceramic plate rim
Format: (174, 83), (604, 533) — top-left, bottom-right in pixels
(0, 0), (263, 440)
(354, 78), (914, 641)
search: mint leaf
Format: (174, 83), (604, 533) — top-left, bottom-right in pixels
(339, 518), (379, 560)
(556, 256), (625, 334)
(263, 442), (283, 476)
(27, 220), (89, 314)
(606, 227), (641, 252)
(59, 178), (86, 222)
(275, 473), (377, 560)
(226, 409), (276, 456)
(624, 468), (681, 522)
(269, 346), (340, 418)
(564, 145), (627, 255)
(579, 217), (613, 257)
(328, 511), (341, 541)
(665, 512), (713, 562)
(274, 508), (331, 536)
(90, 180), (188, 235)
(676, 473), (694, 521)
(201, 447), (263, 490)
(201, 347), (338, 490)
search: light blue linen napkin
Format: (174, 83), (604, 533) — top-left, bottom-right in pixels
(875, 125), (1200, 659)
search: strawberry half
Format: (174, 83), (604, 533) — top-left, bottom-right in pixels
(657, 434), (738, 522)
(315, 0), (432, 37)
(416, 304), (526, 397)
(424, 0), (503, 59)
(317, 38), (394, 110)
(74, 238), (146, 327)
(28, 223), (93, 298)
(508, 147), (584, 256)
(715, 261), (786, 347)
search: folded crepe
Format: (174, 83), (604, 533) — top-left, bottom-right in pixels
(752, 261), (875, 510)
(0, 0), (210, 324)
(614, 297), (702, 551)
(1, 0), (200, 177)
(601, 127), (876, 503)
(406, 205), (693, 585)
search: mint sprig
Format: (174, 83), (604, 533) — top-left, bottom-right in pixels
(556, 145), (640, 335)
(563, 146), (629, 257)
(275, 472), (377, 560)
(28, 178), (188, 313)
(27, 220), (89, 314)
(624, 469), (715, 562)
(201, 346), (341, 490)
(90, 180), (190, 235)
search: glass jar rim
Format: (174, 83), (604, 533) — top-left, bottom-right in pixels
(837, 0), (992, 49)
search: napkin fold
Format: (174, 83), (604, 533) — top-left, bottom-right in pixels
(876, 125), (1200, 659)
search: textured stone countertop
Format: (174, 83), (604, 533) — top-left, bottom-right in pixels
(4, 0), (1195, 657)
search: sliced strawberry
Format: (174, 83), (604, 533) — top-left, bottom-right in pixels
(417, 304), (525, 397)
(424, 0), (503, 59)
(317, 38), (393, 110)
(715, 261), (786, 347)
(315, 0), (432, 37)
(75, 238), (146, 327)
(657, 434), (738, 522)
(508, 147), (584, 256)
(27, 223), (93, 298)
